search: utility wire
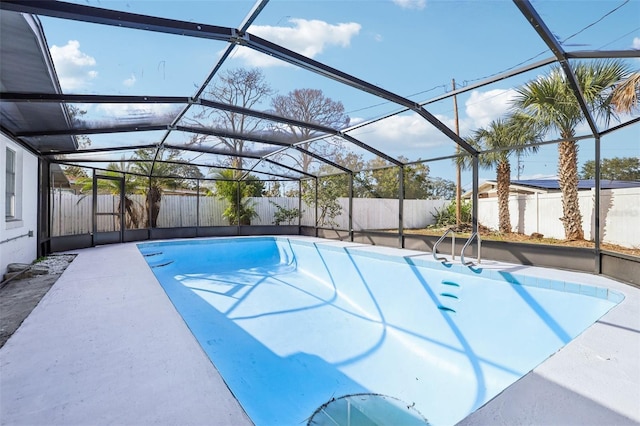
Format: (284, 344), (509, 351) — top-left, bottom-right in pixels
(559, 0), (629, 45)
(437, 0), (633, 93)
(598, 26), (640, 49)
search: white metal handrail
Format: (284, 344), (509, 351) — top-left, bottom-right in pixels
(433, 228), (456, 262)
(461, 232), (481, 265)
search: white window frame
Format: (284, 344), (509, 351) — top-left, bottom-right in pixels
(5, 147), (16, 220)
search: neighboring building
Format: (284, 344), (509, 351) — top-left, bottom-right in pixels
(0, 11), (76, 276)
(463, 179), (640, 199)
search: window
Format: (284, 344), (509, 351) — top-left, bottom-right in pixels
(5, 147), (16, 219)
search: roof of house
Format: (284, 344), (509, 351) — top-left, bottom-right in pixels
(463, 179), (640, 199)
(50, 164), (71, 188)
(0, 12), (76, 152)
(511, 179), (640, 190)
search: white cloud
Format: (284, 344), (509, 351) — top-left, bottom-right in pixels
(94, 103), (180, 124)
(392, 0), (426, 10)
(349, 112), (452, 155)
(345, 88), (522, 157)
(235, 18), (361, 67)
(50, 40), (98, 90)
(123, 73), (137, 87)
(633, 37), (640, 49)
(465, 88), (517, 129)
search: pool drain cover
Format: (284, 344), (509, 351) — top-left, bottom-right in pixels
(308, 393), (429, 426)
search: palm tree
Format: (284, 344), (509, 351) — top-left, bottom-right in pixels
(512, 60), (631, 240)
(211, 169), (263, 225)
(131, 148), (202, 228)
(470, 117), (541, 234)
(77, 160), (141, 229)
(131, 150), (164, 228)
(611, 71), (640, 114)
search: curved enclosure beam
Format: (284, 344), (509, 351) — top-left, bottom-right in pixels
(0, 0), (235, 41)
(0, 0), (477, 156)
(2, 0), (637, 183)
(513, 0), (599, 137)
(151, 0), (271, 179)
(242, 33), (478, 155)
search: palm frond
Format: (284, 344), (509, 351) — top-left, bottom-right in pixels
(611, 72), (640, 114)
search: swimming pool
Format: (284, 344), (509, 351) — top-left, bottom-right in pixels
(138, 236), (623, 426)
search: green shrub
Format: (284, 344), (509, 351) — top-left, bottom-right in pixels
(430, 200), (472, 228)
(270, 201), (301, 225)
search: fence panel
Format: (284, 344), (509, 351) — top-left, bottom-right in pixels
(249, 197), (300, 226)
(51, 190), (638, 247)
(478, 188), (639, 248)
(404, 199), (448, 229)
(157, 195), (198, 228)
(597, 188), (640, 248)
(351, 198), (396, 231)
(304, 197), (446, 230)
(51, 190), (92, 236)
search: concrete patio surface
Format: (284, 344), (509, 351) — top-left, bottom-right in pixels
(0, 242), (251, 426)
(1, 238), (638, 425)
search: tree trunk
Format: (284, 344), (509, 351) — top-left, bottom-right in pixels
(119, 196), (139, 229)
(145, 185), (162, 228)
(558, 139), (584, 240)
(497, 160), (511, 234)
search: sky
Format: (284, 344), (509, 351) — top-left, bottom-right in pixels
(37, 0), (640, 186)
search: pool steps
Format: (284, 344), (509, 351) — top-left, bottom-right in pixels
(438, 280), (462, 313)
(151, 260), (174, 268)
(439, 293), (459, 299)
(139, 250), (175, 268)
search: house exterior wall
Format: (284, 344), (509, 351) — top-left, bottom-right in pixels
(1, 132), (38, 276)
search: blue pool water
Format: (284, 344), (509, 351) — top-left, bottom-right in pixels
(138, 237), (623, 426)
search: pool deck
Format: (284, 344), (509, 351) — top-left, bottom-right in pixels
(1, 237), (638, 426)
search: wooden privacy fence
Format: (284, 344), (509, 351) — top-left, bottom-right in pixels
(329, 198), (448, 230)
(50, 192), (445, 236)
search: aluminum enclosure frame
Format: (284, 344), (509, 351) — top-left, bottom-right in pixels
(0, 0), (638, 276)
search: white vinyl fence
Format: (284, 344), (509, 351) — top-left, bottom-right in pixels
(477, 187), (640, 248)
